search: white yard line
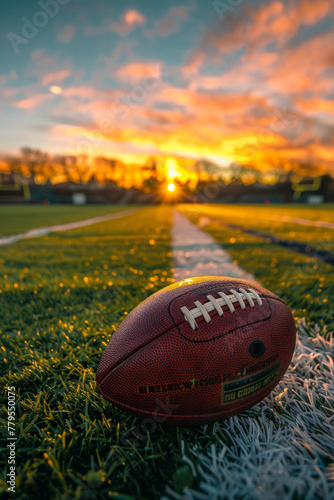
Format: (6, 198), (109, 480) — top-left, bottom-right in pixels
(270, 215), (334, 229)
(0, 209), (137, 247)
(172, 210), (259, 283)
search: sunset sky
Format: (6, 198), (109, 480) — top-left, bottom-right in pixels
(1, 0), (334, 172)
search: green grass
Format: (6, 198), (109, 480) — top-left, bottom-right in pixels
(190, 204), (334, 253)
(195, 203), (334, 222)
(0, 206), (189, 500)
(0, 205), (130, 237)
(1, 203), (333, 500)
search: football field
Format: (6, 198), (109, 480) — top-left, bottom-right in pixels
(1, 204), (333, 500)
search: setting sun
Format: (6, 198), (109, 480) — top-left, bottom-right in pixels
(167, 183), (176, 192)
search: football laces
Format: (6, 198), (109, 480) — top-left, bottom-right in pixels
(181, 288), (263, 330)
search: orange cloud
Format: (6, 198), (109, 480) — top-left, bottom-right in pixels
(51, 85), (334, 173)
(62, 85), (101, 100)
(264, 31), (334, 95)
(84, 9), (146, 37)
(100, 80), (333, 171)
(58, 25), (76, 43)
(123, 9), (146, 26)
(184, 50), (278, 92)
(115, 63), (163, 83)
(145, 5), (194, 37)
(41, 70), (71, 87)
(296, 98), (334, 115)
(113, 9), (147, 35)
(14, 94), (51, 109)
(205, 0), (333, 54)
(181, 50), (205, 77)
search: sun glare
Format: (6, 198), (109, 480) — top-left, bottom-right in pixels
(167, 183), (175, 192)
(166, 158), (183, 181)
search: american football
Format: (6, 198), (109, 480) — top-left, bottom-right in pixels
(96, 276), (296, 425)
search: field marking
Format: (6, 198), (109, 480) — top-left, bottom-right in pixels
(270, 215), (334, 229)
(172, 210), (259, 282)
(0, 209), (137, 246)
(197, 213), (334, 266)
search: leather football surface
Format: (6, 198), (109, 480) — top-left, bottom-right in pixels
(96, 276), (296, 425)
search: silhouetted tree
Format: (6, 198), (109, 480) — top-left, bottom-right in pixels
(20, 147), (51, 183)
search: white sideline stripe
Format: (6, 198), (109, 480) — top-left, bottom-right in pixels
(0, 209), (137, 246)
(270, 215), (334, 229)
(172, 210), (259, 283)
